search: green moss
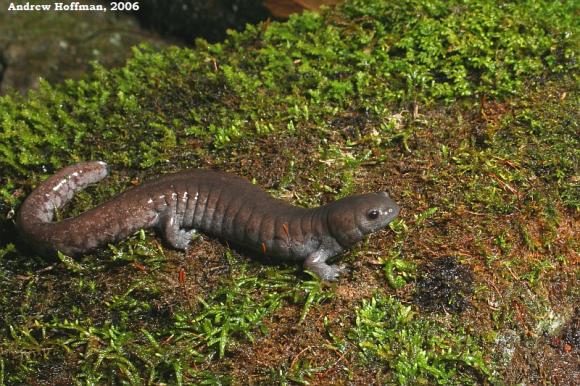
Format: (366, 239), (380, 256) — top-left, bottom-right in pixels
(0, 256), (334, 383)
(350, 294), (492, 384)
(1, 0), (577, 179)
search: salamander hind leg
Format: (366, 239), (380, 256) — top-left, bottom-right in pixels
(304, 251), (346, 281)
(158, 210), (197, 250)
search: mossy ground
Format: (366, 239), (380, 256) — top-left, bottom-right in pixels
(0, 0), (578, 384)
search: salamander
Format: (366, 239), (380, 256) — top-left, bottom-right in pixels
(16, 161), (400, 280)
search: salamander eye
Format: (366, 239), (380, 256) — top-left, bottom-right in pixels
(367, 209), (380, 220)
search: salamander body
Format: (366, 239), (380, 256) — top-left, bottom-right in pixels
(16, 161), (400, 280)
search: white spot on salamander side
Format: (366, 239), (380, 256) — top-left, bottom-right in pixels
(147, 198), (153, 204)
(311, 251), (325, 263)
(52, 178), (68, 191)
(97, 161), (107, 166)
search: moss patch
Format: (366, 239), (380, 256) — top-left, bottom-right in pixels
(350, 294), (491, 384)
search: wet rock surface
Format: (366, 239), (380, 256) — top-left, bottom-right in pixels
(0, 1), (174, 95)
(0, 0), (272, 95)
(414, 256), (474, 314)
(136, 0), (270, 43)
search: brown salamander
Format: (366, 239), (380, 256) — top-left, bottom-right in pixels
(16, 161), (400, 280)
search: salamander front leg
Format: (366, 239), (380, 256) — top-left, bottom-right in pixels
(159, 210), (197, 250)
(304, 251), (345, 281)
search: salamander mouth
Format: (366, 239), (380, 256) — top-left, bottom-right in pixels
(385, 204), (401, 223)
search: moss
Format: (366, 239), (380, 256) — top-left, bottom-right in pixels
(349, 294), (492, 384)
(1, 0), (577, 177)
(0, 0), (578, 383)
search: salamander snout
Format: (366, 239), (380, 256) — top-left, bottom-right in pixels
(327, 192), (401, 247)
(357, 192), (400, 234)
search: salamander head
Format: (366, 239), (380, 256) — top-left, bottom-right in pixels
(327, 192), (400, 248)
